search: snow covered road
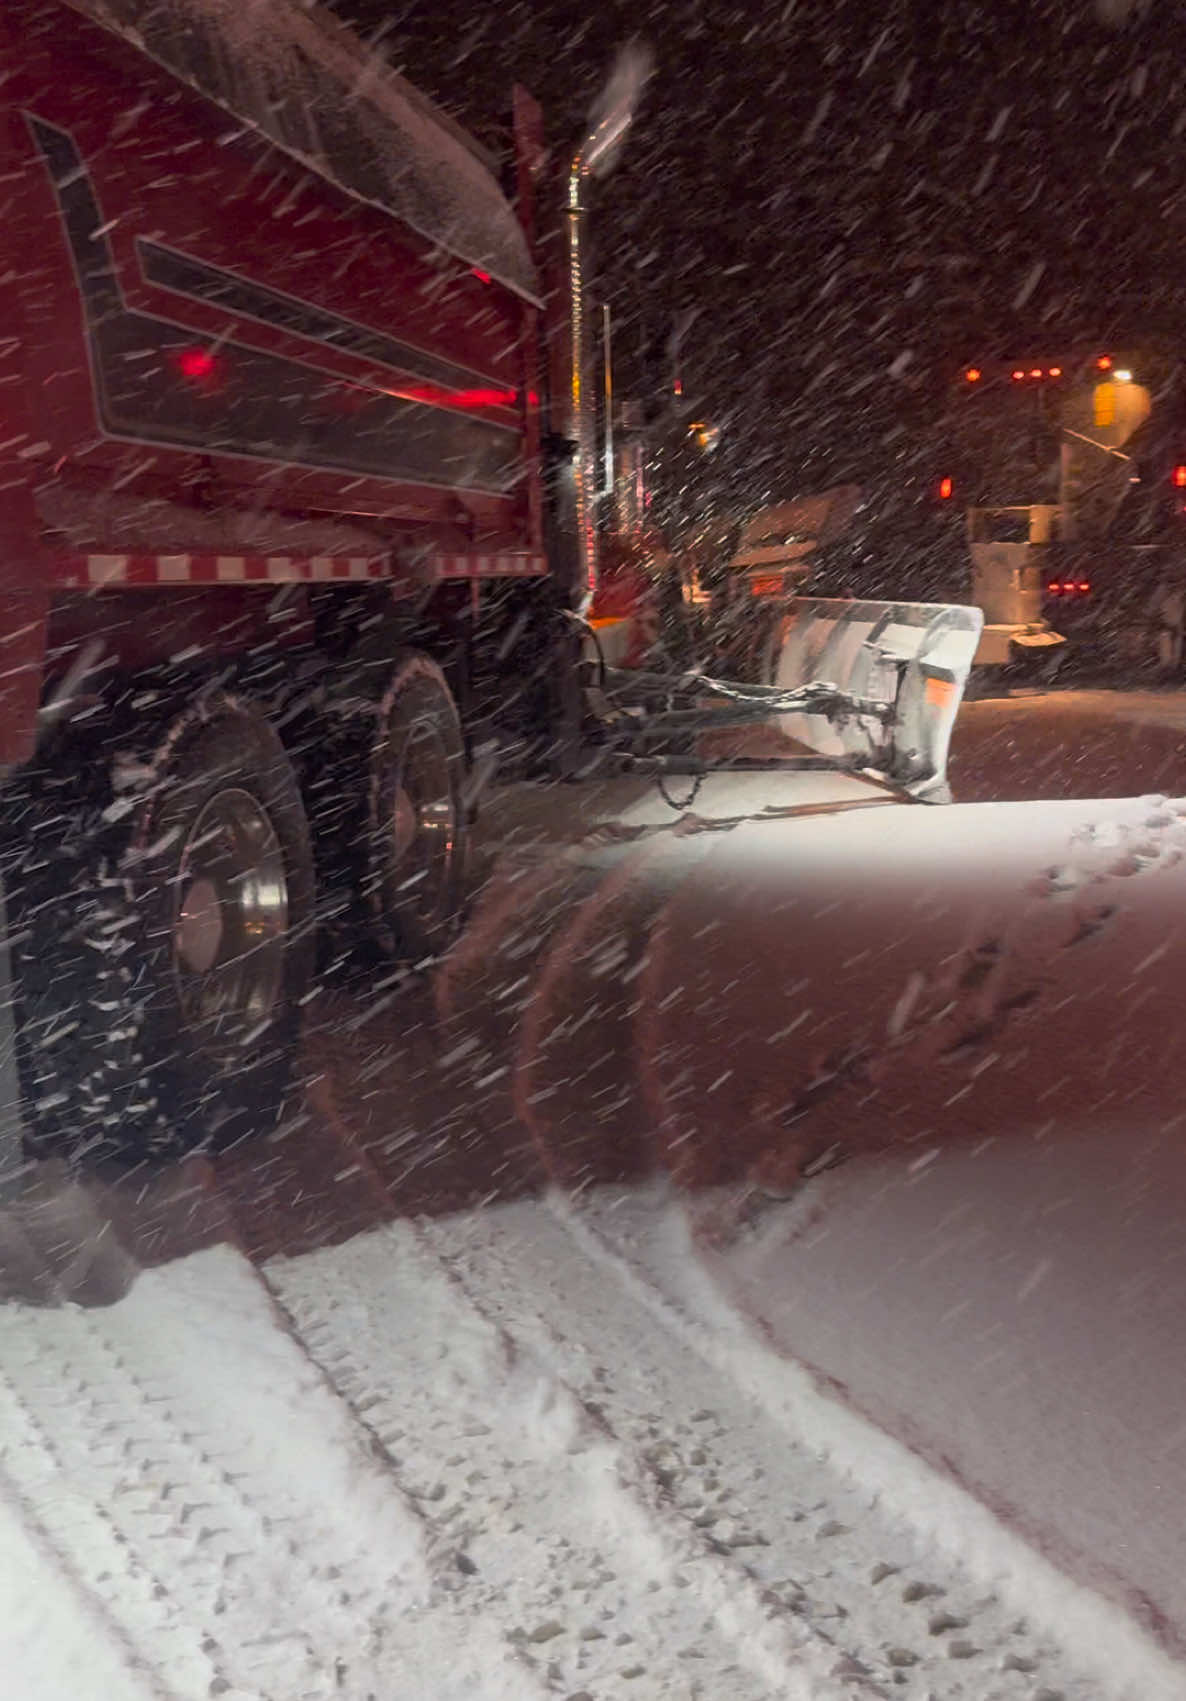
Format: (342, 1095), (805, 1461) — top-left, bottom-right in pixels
(2, 1181), (1179, 1701)
(7, 694), (1186, 1699)
(688, 1127), (1186, 1672)
(949, 689), (1186, 802)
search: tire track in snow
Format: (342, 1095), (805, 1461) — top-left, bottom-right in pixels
(0, 1412), (181, 1701)
(550, 1182), (1183, 1701)
(267, 1219), (880, 1700)
(425, 1196), (1100, 1700)
(0, 1244), (477, 1701)
(0, 1352), (225, 1700)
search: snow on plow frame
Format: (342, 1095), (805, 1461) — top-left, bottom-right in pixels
(769, 597), (983, 801)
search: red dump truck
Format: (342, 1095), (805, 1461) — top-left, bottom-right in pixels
(0, 0), (979, 1171)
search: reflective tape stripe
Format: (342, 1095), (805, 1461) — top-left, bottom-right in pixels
(54, 550), (548, 588)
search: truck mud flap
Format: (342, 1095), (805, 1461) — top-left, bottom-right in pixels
(768, 598), (983, 799)
(0, 867), (140, 1306)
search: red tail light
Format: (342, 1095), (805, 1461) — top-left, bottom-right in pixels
(1173, 465), (1186, 489)
(938, 476), (954, 500)
(175, 347), (217, 382)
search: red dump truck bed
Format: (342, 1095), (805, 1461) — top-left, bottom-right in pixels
(0, 0), (547, 764)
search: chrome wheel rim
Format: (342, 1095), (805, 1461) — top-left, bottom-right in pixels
(379, 716), (457, 929)
(173, 786), (289, 1058)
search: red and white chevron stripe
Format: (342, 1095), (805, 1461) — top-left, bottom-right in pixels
(57, 554), (388, 589)
(54, 551), (549, 589)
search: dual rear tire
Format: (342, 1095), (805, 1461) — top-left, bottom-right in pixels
(6, 652), (466, 1161)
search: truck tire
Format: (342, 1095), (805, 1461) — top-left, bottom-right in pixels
(367, 651), (467, 962)
(8, 694), (315, 1160)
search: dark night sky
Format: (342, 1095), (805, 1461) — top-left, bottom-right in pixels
(328, 0), (1186, 571)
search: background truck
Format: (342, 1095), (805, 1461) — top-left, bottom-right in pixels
(944, 349), (1186, 673)
(0, 0), (977, 1176)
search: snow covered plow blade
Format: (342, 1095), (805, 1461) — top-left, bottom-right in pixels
(767, 597), (983, 799)
(442, 781), (1186, 1194)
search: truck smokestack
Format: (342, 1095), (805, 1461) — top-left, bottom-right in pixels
(565, 42), (653, 610)
(580, 40), (653, 181)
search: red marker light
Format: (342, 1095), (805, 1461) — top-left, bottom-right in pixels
(1078, 582), (1090, 593)
(938, 476), (954, 500)
(1029, 368), (1043, 379)
(1047, 581), (1061, 595)
(176, 347), (216, 381)
(964, 367), (981, 382)
(1097, 355), (1112, 370)
(397, 384), (522, 409)
(1048, 366), (1062, 377)
(471, 268), (492, 284)
(1012, 369), (1026, 381)
(1173, 465), (1186, 488)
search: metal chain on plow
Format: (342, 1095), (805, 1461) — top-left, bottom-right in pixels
(560, 610), (893, 809)
(561, 610), (889, 726)
(620, 668), (895, 722)
(655, 769), (705, 812)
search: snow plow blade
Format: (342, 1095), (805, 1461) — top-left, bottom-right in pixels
(769, 598), (983, 799)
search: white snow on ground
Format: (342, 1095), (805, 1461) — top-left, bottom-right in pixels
(0, 1485), (164, 1701)
(666, 1123), (1186, 1679)
(0, 1187), (1181, 1699)
(557, 1182), (1186, 1701)
(0, 1246), (543, 1701)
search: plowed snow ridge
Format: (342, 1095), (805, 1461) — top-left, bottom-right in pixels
(0, 1186), (1179, 1700)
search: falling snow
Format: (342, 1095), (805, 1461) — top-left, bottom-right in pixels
(0, 1), (1185, 1694)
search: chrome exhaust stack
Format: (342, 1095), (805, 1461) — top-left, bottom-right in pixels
(564, 43), (652, 611)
